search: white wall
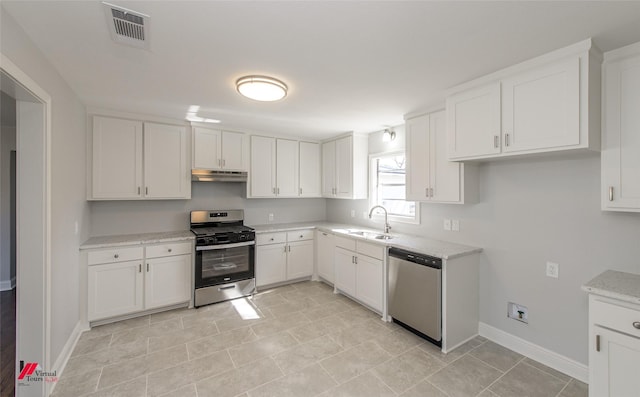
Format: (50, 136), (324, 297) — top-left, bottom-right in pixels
(0, 92), (16, 289)
(89, 182), (327, 235)
(327, 128), (640, 365)
(1, 8), (89, 365)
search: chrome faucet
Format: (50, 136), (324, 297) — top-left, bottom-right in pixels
(368, 205), (391, 234)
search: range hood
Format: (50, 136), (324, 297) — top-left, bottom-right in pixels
(191, 169), (248, 182)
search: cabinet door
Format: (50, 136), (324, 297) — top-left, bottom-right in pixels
(221, 131), (247, 171)
(602, 54), (640, 211)
(335, 136), (353, 198)
(356, 255), (383, 312)
(502, 57), (580, 153)
(430, 110), (462, 203)
(447, 83), (501, 160)
(256, 243), (287, 287)
(276, 139), (299, 197)
(250, 136), (276, 197)
(322, 140), (336, 197)
(88, 260), (143, 321)
(405, 114), (430, 201)
(287, 240), (314, 280)
(193, 127), (221, 170)
(316, 231), (335, 283)
(591, 325), (640, 397)
(145, 254), (191, 310)
(334, 247), (356, 297)
(299, 142), (321, 197)
(144, 122), (189, 199)
(92, 116), (143, 199)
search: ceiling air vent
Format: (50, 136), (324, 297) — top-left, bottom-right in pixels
(102, 2), (150, 50)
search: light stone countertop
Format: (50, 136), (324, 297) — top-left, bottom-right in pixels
(582, 270), (640, 305)
(250, 221), (482, 260)
(80, 230), (195, 250)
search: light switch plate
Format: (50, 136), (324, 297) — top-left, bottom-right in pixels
(268, 213), (274, 222)
(444, 219), (451, 231)
(546, 262), (559, 278)
(452, 220), (460, 231)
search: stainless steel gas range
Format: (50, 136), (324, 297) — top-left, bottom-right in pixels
(190, 210), (256, 307)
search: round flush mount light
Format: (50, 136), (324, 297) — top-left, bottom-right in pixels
(236, 75), (288, 102)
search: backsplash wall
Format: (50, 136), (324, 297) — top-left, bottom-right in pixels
(89, 182), (327, 236)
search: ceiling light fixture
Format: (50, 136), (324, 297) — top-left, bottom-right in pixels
(383, 128), (396, 142)
(236, 75), (287, 102)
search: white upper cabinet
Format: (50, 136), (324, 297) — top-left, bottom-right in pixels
(90, 115), (190, 200)
(406, 111), (473, 203)
(144, 122), (189, 199)
(299, 141), (321, 197)
(192, 127), (247, 171)
(276, 138), (299, 197)
(92, 116), (143, 199)
(250, 135), (277, 198)
(602, 41), (640, 212)
(447, 39), (601, 161)
(322, 133), (368, 199)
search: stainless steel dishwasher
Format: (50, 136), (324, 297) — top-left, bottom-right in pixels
(388, 247), (442, 346)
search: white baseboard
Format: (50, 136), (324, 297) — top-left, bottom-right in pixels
(0, 277), (16, 291)
(49, 321), (90, 395)
(479, 322), (588, 383)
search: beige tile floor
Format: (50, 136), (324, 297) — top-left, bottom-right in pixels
(53, 281), (588, 397)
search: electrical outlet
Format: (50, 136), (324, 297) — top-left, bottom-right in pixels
(546, 261), (559, 278)
(268, 213), (274, 222)
(443, 219), (451, 231)
(350, 210), (355, 218)
(507, 302), (528, 324)
(452, 219), (460, 232)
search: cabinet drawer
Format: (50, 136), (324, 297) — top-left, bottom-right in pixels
(335, 235), (356, 251)
(146, 241), (192, 259)
(591, 297), (640, 338)
(287, 229), (314, 242)
(88, 246), (144, 265)
(357, 241), (384, 260)
(256, 232), (287, 246)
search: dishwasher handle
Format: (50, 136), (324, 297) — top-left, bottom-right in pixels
(388, 247), (442, 269)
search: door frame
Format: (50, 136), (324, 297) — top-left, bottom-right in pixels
(1, 53), (52, 397)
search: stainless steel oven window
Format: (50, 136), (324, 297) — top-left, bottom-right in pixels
(200, 245), (251, 279)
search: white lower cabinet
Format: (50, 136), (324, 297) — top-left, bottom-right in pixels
(87, 242), (192, 322)
(316, 231), (335, 283)
(588, 295), (640, 396)
(255, 230), (314, 288)
(334, 237), (384, 312)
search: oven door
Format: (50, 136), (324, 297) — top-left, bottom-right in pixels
(195, 241), (255, 288)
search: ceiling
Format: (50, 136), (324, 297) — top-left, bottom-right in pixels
(3, 1), (640, 139)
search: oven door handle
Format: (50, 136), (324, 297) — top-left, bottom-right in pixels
(196, 241), (255, 251)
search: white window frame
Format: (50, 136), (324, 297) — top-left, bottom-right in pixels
(369, 151), (420, 225)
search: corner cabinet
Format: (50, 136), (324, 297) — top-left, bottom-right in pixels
(90, 115), (190, 200)
(87, 241), (192, 322)
(447, 38), (601, 161)
(192, 127), (248, 171)
(405, 110), (476, 203)
(601, 41), (640, 212)
(322, 134), (368, 199)
(588, 295), (640, 396)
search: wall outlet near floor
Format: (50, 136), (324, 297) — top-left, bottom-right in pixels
(268, 213), (274, 222)
(507, 302), (529, 324)
(452, 219), (460, 232)
(350, 209), (356, 218)
(546, 261), (559, 278)
(443, 219), (451, 231)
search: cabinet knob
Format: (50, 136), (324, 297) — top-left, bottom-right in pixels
(633, 321), (640, 330)
(299, 234), (304, 238)
(114, 254), (119, 259)
(270, 238), (274, 241)
(168, 248), (172, 253)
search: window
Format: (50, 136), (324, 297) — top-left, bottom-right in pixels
(370, 152), (419, 223)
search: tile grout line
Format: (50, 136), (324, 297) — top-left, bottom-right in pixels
(554, 378), (572, 397)
(473, 355), (527, 396)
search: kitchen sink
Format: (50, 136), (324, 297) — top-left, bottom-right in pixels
(343, 229), (394, 240)
(347, 230), (366, 236)
(374, 234), (394, 240)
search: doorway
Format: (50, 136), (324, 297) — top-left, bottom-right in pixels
(1, 54), (52, 397)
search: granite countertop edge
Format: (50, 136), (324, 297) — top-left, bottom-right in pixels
(582, 270), (640, 305)
(81, 231), (195, 250)
(250, 221), (482, 260)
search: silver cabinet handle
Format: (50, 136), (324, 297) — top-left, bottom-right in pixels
(322, 232), (328, 236)
(138, 264), (142, 273)
(609, 186), (614, 202)
(355, 256), (358, 264)
(288, 245), (291, 252)
(146, 263), (149, 272)
(218, 159), (221, 167)
(425, 187), (428, 197)
(299, 234), (304, 238)
(633, 321), (640, 329)
(145, 187), (149, 195)
(223, 159), (226, 167)
(277, 187), (280, 195)
(138, 187), (141, 195)
(430, 187), (434, 197)
(272, 187), (276, 194)
(505, 133), (510, 147)
(269, 238), (274, 241)
(284, 245), (287, 253)
(494, 135), (499, 148)
(114, 254), (119, 259)
(299, 188), (302, 195)
(596, 334), (600, 352)
(168, 248), (172, 253)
